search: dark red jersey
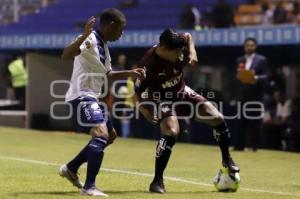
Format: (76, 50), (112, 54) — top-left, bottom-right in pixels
(135, 46), (187, 99)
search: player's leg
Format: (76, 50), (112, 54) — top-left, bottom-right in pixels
(196, 101), (239, 172)
(59, 98), (110, 196)
(80, 124), (109, 197)
(107, 117), (117, 145)
(59, 99), (87, 189)
(150, 115), (179, 194)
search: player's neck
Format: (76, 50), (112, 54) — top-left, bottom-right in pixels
(155, 46), (176, 62)
(98, 28), (107, 43)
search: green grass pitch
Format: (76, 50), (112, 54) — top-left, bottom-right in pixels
(0, 126), (300, 199)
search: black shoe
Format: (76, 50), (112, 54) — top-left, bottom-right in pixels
(222, 157), (240, 173)
(149, 178), (165, 194)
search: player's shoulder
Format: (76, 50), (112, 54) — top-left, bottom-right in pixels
(144, 46), (156, 58)
(140, 46), (156, 66)
(76, 32), (97, 51)
(88, 31), (98, 44)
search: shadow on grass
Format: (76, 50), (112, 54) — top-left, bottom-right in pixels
(11, 191), (79, 197)
(105, 190), (217, 195)
(12, 189), (221, 197)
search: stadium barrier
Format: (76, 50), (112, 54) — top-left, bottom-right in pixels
(0, 25), (299, 49)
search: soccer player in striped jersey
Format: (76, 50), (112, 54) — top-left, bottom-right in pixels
(59, 8), (145, 197)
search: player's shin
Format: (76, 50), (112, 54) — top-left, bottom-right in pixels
(213, 122), (231, 161)
(67, 140), (91, 173)
(213, 122), (240, 172)
(154, 135), (176, 180)
(84, 136), (107, 189)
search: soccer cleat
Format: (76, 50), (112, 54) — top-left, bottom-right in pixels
(80, 187), (108, 197)
(149, 178), (166, 194)
(59, 164), (83, 189)
(222, 157), (240, 173)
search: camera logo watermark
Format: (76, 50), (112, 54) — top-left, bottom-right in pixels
(50, 73), (265, 125)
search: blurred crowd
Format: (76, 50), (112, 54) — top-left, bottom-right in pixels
(178, 0), (300, 30)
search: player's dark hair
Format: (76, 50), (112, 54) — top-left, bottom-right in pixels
(244, 37), (257, 45)
(159, 28), (187, 50)
(100, 8), (126, 25)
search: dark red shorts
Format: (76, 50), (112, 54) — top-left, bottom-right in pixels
(140, 86), (207, 120)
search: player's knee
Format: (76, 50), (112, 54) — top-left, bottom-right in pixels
(90, 125), (109, 140)
(162, 124), (179, 138)
(211, 113), (224, 126)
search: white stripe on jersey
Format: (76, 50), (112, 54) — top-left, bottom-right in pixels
(65, 31), (112, 102)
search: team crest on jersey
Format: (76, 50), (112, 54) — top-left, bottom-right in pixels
(85, 41), (91, 49)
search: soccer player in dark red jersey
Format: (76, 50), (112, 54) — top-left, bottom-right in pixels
(134, 28), (240, 194)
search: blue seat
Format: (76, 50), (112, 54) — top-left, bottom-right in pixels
(0, 0), (247, 33)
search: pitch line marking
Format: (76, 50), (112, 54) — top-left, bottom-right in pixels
(0, 155), (299, 197)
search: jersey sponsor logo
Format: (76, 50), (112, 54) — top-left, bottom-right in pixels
(161, 73), (183, 89)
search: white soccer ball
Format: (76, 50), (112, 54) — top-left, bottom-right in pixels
(213, 168), (240, 192)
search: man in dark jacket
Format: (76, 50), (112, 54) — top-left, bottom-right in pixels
(234, 37), (269, 151)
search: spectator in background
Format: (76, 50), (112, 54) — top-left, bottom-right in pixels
(113, 53), (129, 70)
(273, 1), (288, 24)
(178, 4), (201, 29)
(119, 0), (138, 9)
(292, 1), (300, 24)
(262, 90), (291, 149)
(211, 0), (234, 28)
(110, 53), (134, 137)
(6, 56), (27, 109)
(282, 97), (300, 151)
(234, 38), (269, 151)
(261, 2), (273, 26)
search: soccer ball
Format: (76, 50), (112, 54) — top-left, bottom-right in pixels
(213, 168), (240, 192)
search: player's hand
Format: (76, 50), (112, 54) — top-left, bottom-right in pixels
(83, 16), (96, 38)
(188, 53), (198, 67)
(129, 68), (146, 80)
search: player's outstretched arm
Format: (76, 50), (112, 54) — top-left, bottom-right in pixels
(133, 93), (158, 124)
(61, 16), (95, 61)
(184, 32), (198, 66)
(107, 68), (146, 81)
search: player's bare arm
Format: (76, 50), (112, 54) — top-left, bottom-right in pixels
(184, 32), (198, 66)
(61, 16), (96, 61)
(133, 93), (158, 124)
(107, 68), (146, 81)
